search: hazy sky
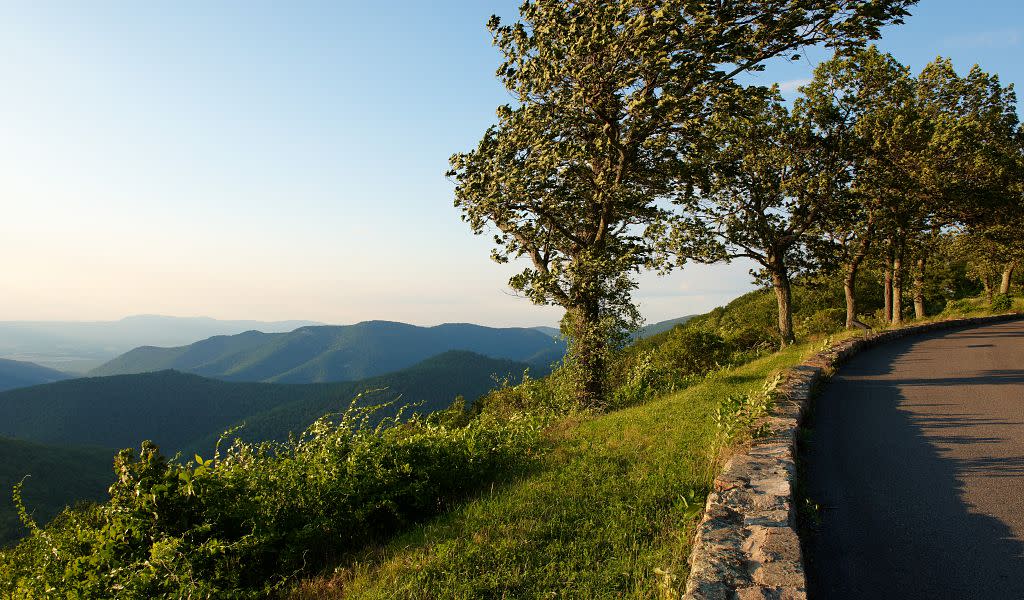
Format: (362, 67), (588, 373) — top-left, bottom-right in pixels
(1, 1), (1021, 326)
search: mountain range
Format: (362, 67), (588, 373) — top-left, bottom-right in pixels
(0, 349), (533, 544)
(0, 350), (532, 454)
(90, 320), (565, 383)
(0, 315), (322, 373)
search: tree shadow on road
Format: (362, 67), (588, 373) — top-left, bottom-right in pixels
(801, 323), (1024, 599)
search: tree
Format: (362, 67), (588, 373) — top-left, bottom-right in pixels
(451, 0), (917, 406)
(907, 59), (1024, 314)
(799, 47), (919, 328)
(677, 89), (848, 345)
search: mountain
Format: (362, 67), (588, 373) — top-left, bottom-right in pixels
(0, 315), (322, 373)
(634, 315), (698, 339)
(532, 326), (562, 337)
(0, 351), (533, 454)
(0, 359), (72, 392)
(90, 321), (566, 383)
(0, 436), (114, 546)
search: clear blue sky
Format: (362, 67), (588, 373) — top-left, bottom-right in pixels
(1, 1), (1020, 326)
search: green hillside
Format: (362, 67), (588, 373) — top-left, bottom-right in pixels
(0, 437), (113, 546)
(90, 321), (565, 383)
(0, 351), (533, 455)
(0, 359), (71, 392)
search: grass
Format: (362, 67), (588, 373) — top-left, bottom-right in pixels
(289, 343), (822, 599)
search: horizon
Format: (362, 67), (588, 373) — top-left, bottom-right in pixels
(2, 1), (1021, 326)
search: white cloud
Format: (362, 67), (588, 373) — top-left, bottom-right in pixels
(944, 29), (1022, 49)
(777, 78), (812, 93)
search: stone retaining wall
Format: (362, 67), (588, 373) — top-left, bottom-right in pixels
(682, 313), (1024, 600)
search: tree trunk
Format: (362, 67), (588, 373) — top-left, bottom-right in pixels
(1000, 260), (1017, 295)
(892, 252), (903, 326)
(883, 242), (894, 324)
(883, 269), (893, 324)
(982, 277), (993, 303)
(913, 257), (927, 319)
(564, 299), (605, 408)
(770, 263), (796, 347)
(844, 268), (857, 330)
(844, 224), (873, 329)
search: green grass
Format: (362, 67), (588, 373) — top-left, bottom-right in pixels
(290, 343), (820, 599)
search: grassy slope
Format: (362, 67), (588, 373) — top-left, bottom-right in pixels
(292, 343), (819, 599)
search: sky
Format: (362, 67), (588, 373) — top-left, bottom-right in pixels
(1, 1), (1021, 327)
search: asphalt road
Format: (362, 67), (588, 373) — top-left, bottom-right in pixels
(803, 319), (1024, 600)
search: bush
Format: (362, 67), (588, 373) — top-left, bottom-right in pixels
(797, 308), (846, 337)
(0, 405), (543, 598)
(942, 297), (975, 314)
(991, 293), (1012, 312)
(658, 329), (733, 375)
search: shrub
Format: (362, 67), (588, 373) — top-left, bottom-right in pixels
(942, 297), (975, 314)
(658, 329), (733, 375)
(797, 308), (846, 337)
(991, 293), (1012, 312)
(0, 405), (543, 598)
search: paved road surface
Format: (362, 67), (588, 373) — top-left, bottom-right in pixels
(804, 319), (1024, 599)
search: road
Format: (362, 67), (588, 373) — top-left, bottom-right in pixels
(803, 319), (1024, 599)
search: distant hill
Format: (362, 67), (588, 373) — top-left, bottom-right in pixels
(634, 316), (698, 339)
(91, 321), (566, 383)
(0, 359), (72, 392)
(0, 351), (533, 454)
(0, 436), (114, 546)
(0, 315), (322, 373)
(532, 326), (562, 337)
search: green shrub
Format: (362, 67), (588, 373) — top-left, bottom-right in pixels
(991, 293), (1012, 312)
(942, 297), (975, 314)
(0, 405), (543, 598)
(659, 329), (733, 375)
(797, 308), (846, 337)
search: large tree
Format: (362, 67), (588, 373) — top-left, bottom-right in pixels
(450, 0), (917, 406)
(677, 89), (848, 345)
(799, 47), (920, 328)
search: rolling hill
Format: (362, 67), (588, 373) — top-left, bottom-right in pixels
(90, 321), (566, 383)
(0, 351), (533, 454)
(633, 315), (699, 339)
(0, 359), (72, 392)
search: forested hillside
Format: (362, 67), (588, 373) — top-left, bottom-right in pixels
(0, 351), (532, 454)
(0, 359), (71, 392)
(91, 321), (565, 382)
(0, 437), (113, 546)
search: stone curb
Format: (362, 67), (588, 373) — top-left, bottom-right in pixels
(682, 312), (1024, 600)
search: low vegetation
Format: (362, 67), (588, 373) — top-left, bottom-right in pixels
(1, 406), (544, 598)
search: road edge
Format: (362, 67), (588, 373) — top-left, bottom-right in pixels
(682, 312), (1024, 600)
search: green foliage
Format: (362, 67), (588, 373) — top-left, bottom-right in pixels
(991, 293), (1012, 312)
(0, 405), (543, 597)
(452, 0), (915, 405)
(798, 308), (848, 337)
